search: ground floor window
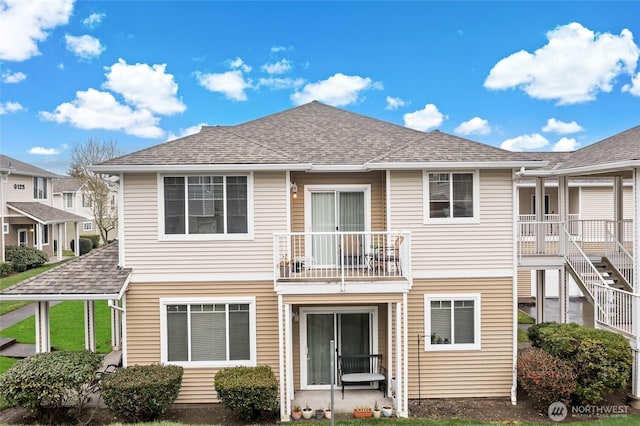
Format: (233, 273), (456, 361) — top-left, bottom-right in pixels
(424, 293), (480, 351)
(160, 297), (256, 367)
(83, 221), (93, 231)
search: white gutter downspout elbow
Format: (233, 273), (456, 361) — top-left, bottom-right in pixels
(108, 299), (125, 312)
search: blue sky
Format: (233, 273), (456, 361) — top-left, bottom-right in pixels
(1, 1), (639, 175)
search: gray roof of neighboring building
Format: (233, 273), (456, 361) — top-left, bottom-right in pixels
(7, 202), (87, 224)
(98, 101), (543, 169)
(555, 125), (640, 170)
(0, 243), (130, 300)
(53, 177), (85, 193)
(0, 154), (61, 178)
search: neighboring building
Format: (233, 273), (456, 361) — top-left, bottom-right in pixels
(52, 177), (118, 248)
(1, 155), (85, 262)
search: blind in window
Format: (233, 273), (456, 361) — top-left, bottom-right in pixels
(430, 300), (451, 343)
(167, 305), (188, 361)
(453, 300), (475, 343)
(229, 304), (250, 360)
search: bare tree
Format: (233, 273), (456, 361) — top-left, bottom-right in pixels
(68, 139), (121, 244)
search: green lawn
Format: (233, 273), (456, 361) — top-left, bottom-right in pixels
(0, 259), (73, 315)
(0, 300), (112, 360)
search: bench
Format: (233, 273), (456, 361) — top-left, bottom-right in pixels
(338, 354), (386, 399)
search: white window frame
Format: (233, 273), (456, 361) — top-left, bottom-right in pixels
(424, 293), (481, 351)
(42, 224), (49, 246)
(82, 193), (93, 208)
(159, 297), (257, 368)
(3, 223), (8, 234)
(65, 193), (74, 209)
(83, 221), (93, 231)
(423, 170), (479, 224)
(157, 172), (254, 241)
(33, 177), (48, 200)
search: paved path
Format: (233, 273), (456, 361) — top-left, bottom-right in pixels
(0, 302), (60, 358)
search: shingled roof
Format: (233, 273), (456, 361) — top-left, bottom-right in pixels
(0, 154), (61, 178)
(53, 177), (85, 193)
(96, 101), (543, 170)
(0, 243), (130, 300)
(7, 202), (87, 224)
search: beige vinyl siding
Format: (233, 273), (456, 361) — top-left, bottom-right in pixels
(122, 171), (287, 275)
(390, 169), (514, 275)
(580, 186), (633, 220)
(407, 277), (514, 398)
(517, 269), (533, 300)
(124, 281), (278, 403)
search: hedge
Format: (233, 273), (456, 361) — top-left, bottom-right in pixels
(214, 365), (278, 421)
(4, 245), (48, 271)
(101, 364), (183, 422)
(527, 322), (632, 405)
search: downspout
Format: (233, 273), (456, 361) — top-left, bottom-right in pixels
(511, 168), (519, 405)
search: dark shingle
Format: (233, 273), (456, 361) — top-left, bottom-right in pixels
(7, 202), (87, 223)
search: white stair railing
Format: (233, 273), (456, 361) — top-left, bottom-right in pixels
(604, 224), (635, 289)
(564, 228), (636, 336)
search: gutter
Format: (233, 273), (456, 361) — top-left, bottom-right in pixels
(517, 160), (640, 178)
(90, 163), (314, 173)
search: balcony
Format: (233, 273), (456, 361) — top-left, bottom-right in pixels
(273, 231), (411, 292)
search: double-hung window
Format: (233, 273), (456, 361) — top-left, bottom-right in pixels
(424, 171), (478, 222)
(424, 293), (480, 351)
(33, 177), (48, 199)
(163, 175), (249, 236)
(161, 298), (256, 367)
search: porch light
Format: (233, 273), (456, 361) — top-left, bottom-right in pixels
(291, 182), (298, 198)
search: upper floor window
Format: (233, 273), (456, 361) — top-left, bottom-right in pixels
(163, 175), (248, 236)
(82, 193), (93, 208)
(160, 297), (256, 367)
(424, 171), (478, 222)
(33, 177), (48, 199)
(65, 193), (74, 208)
(424, 293), (481, 351)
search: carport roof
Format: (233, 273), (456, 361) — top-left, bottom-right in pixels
(1, 243), (131, 301)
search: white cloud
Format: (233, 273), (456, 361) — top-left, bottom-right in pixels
(258, 77), (304, 90)
(228, 57), (252, 73)
(262, 59), (292, 75)
(622, 71), (640, 96)
(65, 34), (105, 59)
(82, 12), (104, 28)
(500, 133), (550, 151)
(271, 46), (288, 53)
(0, 0), (74, 61)
(2, 70), (26, 83)
(403, 104), (446, 131)
(103, 59), (186, 115)
(165, 123), (207, 141)
(39, 88), (163, 138)
(454, 117), (491, 135)
(197, 70), (252, 101)
(552, 137), (580, 152)
(542, 118), (584, 134)
(291, 73), (380, 106)
(484, 22), (640, 105)
(385, 96), (406, 110)
(58, 63), (64, 70)
(0, 101), (24, 114)
(29, 147), (59, 155)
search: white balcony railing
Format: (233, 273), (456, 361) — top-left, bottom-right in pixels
(273, 231), (410, 285)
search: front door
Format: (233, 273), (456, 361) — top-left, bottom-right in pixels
(18, 229), (28, 247)
(300, 306), (377, 389)
(306, 185), (370, 267)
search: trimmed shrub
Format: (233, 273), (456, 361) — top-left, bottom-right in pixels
(529, 322), (632, 405)
(70, 238), (93, 255)
(86, 234), (101, 248)
(518, 347), (577, 411)
(0, 261), (12, 276)
(214, 365), (278, 421)
(0, 351), (103, 423)
(101, 364), (183, 422)
(4, 245), (48, 270)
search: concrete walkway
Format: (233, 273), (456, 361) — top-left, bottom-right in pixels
(0, 302), (60, 358)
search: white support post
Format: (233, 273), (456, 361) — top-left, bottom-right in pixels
(559, 267), (567, 323)
(558, 176), (568, 255)
(395, 302), (402, 414)
(56, 223), (63, 260)
(111, 300), (122, 350)
(535, 178), (545, 254)
(630, 168), (640, 408)
(402, 292), (409, 418)
(35, 223), (42, 251)
(277, 295), (289, 422)
(84, 300), (96, 352)
(536, 270), (545, 323)
(34, 301), (50, 353)
(74, 222), (80, 257)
